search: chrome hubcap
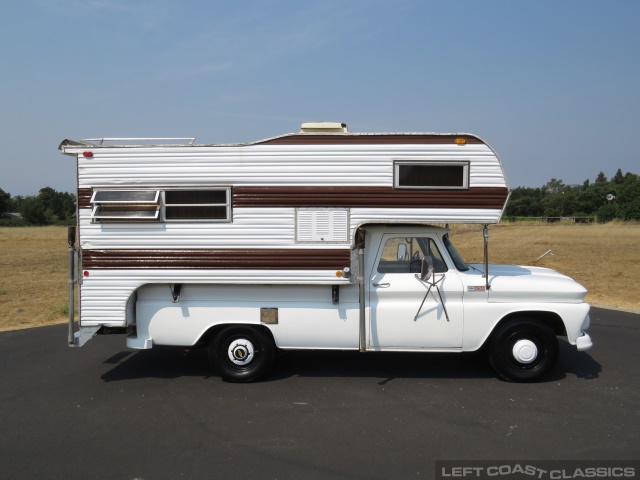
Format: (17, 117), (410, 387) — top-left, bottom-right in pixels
(228, 339), (255, 366)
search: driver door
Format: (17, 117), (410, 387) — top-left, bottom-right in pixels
(367, 234), (464, 350)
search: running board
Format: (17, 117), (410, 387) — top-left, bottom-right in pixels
(72, 326), (102, 347)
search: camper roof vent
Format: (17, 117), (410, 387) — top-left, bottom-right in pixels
(300, 122), (348, 133)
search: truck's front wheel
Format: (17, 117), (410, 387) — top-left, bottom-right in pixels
(488, 318), (558, 382)
(209, 326), (275, 382)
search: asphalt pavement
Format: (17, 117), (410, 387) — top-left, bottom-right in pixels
(0, 307), (638, 479)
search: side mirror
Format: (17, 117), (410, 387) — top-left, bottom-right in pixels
(397, 244), (407, 261)
(420, 256), (434, 282)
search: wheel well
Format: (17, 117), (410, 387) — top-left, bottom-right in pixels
(197, 323), (277, 347)
(493, 311), (567, 339)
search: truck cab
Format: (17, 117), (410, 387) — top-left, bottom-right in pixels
(364, 225), (592, 381)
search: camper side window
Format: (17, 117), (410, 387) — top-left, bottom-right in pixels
(90, 190), (161, 221)
(164, 189), (231, 222)
(394, 161), (469, 189)
(90, 188), (232, 223)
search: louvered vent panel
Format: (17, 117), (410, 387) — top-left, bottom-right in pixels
(296, 209), (349, 243)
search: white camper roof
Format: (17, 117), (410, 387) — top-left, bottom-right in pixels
(59, 122), (489, 150)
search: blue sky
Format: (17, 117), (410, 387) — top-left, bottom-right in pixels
(1, 0), (639, 196)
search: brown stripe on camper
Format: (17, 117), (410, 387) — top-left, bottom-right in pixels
(234, 186), (508, 208)
(82, 248), (351, 270)
(79, 186), (509, 210)
(78, 188), (92, 209)
(255, 133), (485, 146)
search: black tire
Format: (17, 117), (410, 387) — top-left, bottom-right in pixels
(488, 318), (559, 382)
(209, 326), (275, 383)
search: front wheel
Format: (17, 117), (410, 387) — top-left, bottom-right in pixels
(209, 326), (275, 382)
(488, 318), (559, 382)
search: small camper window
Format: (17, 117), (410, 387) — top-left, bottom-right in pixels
(164, 189), (231, 222)
(394, 161), (469, 189)
(90, 190), (160, 222)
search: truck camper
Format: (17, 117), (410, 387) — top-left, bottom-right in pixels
(59, 122), (592, 382)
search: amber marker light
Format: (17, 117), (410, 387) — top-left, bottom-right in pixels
(455, 137), (466, 145)
(335, 271), (343, 277)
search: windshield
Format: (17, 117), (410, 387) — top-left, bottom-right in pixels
(443, 234), (469, 271)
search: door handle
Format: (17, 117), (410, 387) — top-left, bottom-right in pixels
(373, 282), (390, 288)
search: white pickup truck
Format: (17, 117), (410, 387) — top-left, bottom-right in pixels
(127, 224), (592, 383)
(60, 124), (592, 382)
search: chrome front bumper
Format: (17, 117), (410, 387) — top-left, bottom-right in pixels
(576, 332), (593, 351)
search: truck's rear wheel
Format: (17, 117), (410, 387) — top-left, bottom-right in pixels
(209, 326), (275, 382)
(488, 318), (558, 382)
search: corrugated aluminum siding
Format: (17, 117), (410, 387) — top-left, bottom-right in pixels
(75, 142), (507, 250)
(79, 269), (353, 325)
(69, 139), (508, 327)
(76, 143), (506, 188)
(78, 206), (503, 250)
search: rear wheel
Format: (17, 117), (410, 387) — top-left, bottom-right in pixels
(488, 318), (558, 382)
(209, 326), (275, 382)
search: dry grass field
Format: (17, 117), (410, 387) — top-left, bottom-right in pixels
(0, 223), (638, 332)
(449, 222), (640, 313)
(0, 227), (73, 332)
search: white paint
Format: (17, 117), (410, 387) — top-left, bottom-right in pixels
(61, 130), (591, 365)
(123, 226), (591, 359)
(512, 340), (538, 363)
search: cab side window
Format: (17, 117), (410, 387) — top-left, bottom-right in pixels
(377, 237), (448, 274)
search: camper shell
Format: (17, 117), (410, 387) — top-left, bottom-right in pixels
(59, 122), (591, 382)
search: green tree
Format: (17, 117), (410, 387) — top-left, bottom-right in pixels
(28, 187), (77, 224)
(505, 187), (545, 216)
(596, 203), (617, 223)
(58, 191), (76, 221)
(613, 168), (625, 185)
(1, 188), (76, 225)
(38, 187), (63, 221)
(20, 196), (47, 224)
(576, 172), (613, 216)
(505, 169), (638, 221)
(0, 188), (9, 213)
(615, 173), (640, 220)
(595, 171), (608, 184)
(8, 195), (24, 212)
(542, 178), (565, 195)
(540, 180), (580, 217)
